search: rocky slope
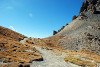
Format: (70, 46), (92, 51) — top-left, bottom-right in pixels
(53, 0), (100, 55)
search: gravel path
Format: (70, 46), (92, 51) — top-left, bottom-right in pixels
(20, 38), (80, 67)
(30, 46), (80, 67)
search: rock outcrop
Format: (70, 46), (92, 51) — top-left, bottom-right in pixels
(53, 31), (58, 35)
(79, 0), (100, 14)
(72, 15), (77, 20)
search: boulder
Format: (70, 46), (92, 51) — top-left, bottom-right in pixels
(53, 31), (57, 35)
(72, 15), (77, 20)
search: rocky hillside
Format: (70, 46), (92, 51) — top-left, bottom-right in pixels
(52, 0), (100, 55)
(0, 26), (43, 67)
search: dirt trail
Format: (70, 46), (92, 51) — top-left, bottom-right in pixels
(30, 46), (80, 67)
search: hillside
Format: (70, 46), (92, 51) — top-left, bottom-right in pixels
(0, 26), (27, 41)
(52, 0), (100, 55)
(0, 26), (43, 67)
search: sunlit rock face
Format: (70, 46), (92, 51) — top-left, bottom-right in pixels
(53, 0), (100, 54)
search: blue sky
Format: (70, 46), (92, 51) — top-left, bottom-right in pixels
(0, 0), (85, 38)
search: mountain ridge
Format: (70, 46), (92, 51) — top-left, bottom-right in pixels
(51, 0), (100, 55)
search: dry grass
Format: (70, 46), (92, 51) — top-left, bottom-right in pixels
(42, 36), (64, 47)
(66, 48), (100, 63)
(25, 36), (64, 50)
(0, 26), (26, 41)
(0, 37), (42, 63)
(64, 56), (96, 67)
(0, 26), (42, 66)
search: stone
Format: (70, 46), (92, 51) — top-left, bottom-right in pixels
(72, 15), (77, 20)
(53, 31), (57, 35)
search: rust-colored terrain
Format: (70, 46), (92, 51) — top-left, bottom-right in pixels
(0, 26), (42, 67)
(25, 36), (63, 50)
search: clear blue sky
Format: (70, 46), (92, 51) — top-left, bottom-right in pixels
(0, 0), (85, 38)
